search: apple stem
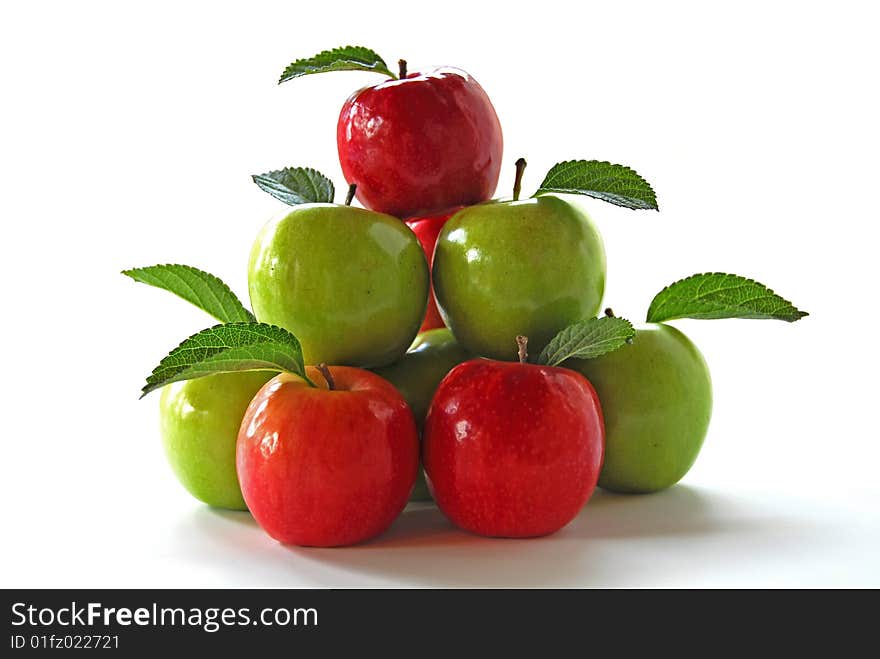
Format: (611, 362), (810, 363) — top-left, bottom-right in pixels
(398, 59), (407, 79)
(516, 335), (529, 364)
(317, 363), (335, 390)
(513, 158), (527, 201)
(344, 184), (357, 206)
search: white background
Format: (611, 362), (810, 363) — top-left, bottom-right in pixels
(1, 0), (877, 587)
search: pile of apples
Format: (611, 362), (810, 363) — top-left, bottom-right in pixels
(126, 47), (806, 547)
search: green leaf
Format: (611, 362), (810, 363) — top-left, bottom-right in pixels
(534, 160), (659, 210)
(647, 273), (809, 323)
(279, 46), (395, 83)
(122, 264), (255, 324)
(252, 167), (335, 205)
(537, 316), (636, 366)
(141, 323), (313, 397)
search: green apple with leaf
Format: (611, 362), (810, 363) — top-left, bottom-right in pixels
(374, 328), (474, 501)
(433, 159), (657, 361)
(248, 168), (429, 368)
(123, 263), (273, 510)
(570, 274), (808, 493)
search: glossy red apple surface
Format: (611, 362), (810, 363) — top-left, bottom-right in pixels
(423, 356), (604, 538)
(406, 209), (458, 332)
(237, 366), (419, 547)
(337, 67), (502, 218)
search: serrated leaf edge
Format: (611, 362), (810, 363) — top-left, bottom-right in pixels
(647, 272), (809, 323)
(252, 166), (336, 205)
(140, 322), (312, 398)
(278, 45), (394, 83)
(122, 264), (255, 324)
(537, 316), (636, 367)
(534, 159), (659, 211)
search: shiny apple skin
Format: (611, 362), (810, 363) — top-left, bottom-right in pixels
(406, 209), (458, 332)
(569, 323), (712, 493)
(374, 328), (474, 501)
(337, 67), (503, 218)
(433, 196), (606, 360)
(237, 366), (419, 547)
(424, 359), (605, 538)
(159, 371), (273, 510)
(248, 204), (429, 368)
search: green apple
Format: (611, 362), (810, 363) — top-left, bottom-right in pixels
(248, 204), (429, 368)
(570, 323), (712, 493)
(374, 328), (474, 501)
(433, 196), (605, 360)
(159, 371), (273, 509)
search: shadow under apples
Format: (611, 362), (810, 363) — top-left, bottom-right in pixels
(173, 485), (813, 587)
(208, 508), (259, 527)
(571, 485), (740, 539)
(283, 485), (788, 586)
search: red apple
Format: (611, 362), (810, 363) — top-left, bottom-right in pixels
(337, 66), (503, 218)
(406, 208), (458, 332)
(423, 338), (604, 538)
(237, 365), (419, 547)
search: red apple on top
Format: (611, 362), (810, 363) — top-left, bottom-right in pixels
(337, 63), (502, 217)
(279, 47), (502, 217)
